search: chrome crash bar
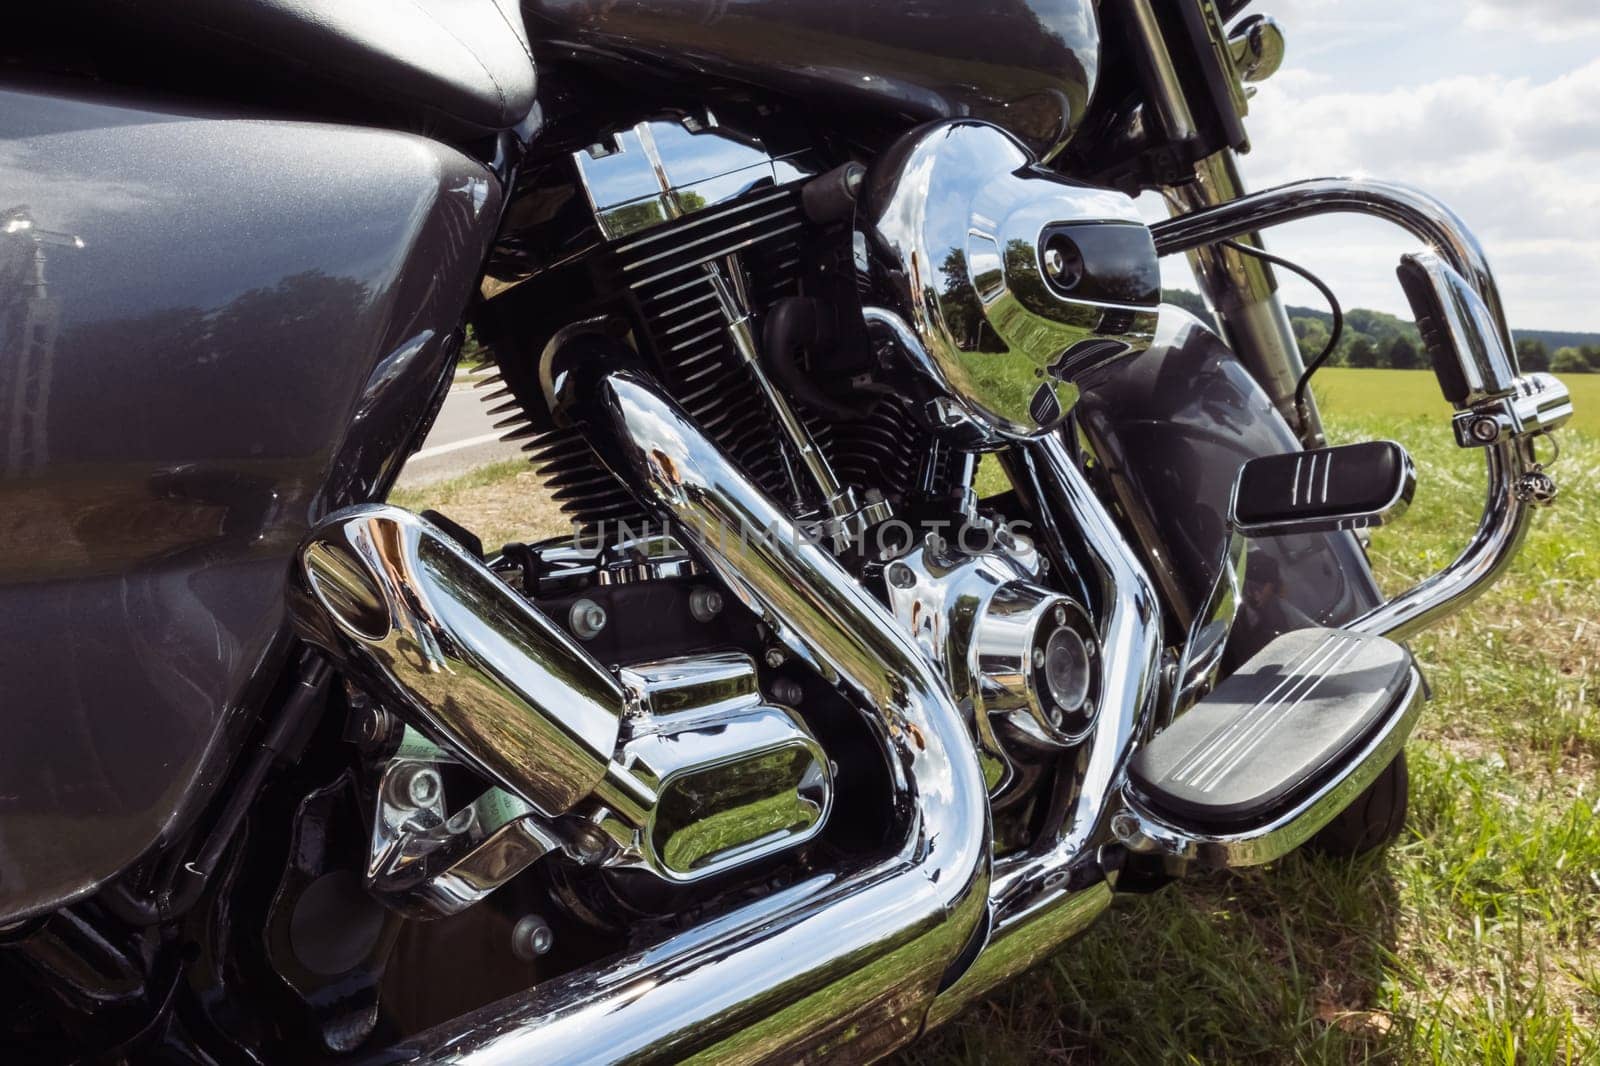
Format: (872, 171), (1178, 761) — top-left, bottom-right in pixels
(1151, 177), (1572, 641)
(386, 362), (992, 1063)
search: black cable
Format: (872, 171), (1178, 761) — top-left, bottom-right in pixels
(1217, 238), (1343, 432)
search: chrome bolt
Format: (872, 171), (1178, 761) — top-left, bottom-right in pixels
(511, 914), (555, 962)
(1031, 647), (1046, 669)
(1043, 245), (1065, 279)
(569, 598), (608, 640)
(1470, 416), (1501, 443)
(689, 586), (725, 623)
(1053, 604), (1068, 626)
(771, 678), (804, 705)
(887, 563), (916, 589)
(763, 646), (788, 669)
(389, 764), (442, 810)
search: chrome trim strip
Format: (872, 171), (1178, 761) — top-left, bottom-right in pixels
(1113, 668), (1424, 869)
(386, 367), (991, 1064)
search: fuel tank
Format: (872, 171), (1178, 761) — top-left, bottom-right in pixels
(526, 0), (1100, 161)
(0, 85), (500, 921)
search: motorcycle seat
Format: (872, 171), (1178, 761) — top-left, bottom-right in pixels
(108, 0), (537, 138)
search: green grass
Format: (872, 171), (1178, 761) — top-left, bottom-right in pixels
(396, 369), (1599, 1063)
(1311, 368), (1600, 437)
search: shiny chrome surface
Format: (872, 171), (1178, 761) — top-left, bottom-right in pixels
(574, 113), (816, 240)
(1162, 152), (1318, 434)
(1113, 669), (1423, 870)
(1170, 530), (1247, 718)
(1452, 372), (1574, 449)
(594, 653), (833, 882)
(1400, 250), (1519, 404)
(1228, 14), (1287, 83)
(885, 538), (1099, 772)
(385, 366), (990, 1063)
(706, 262), (862, 547)
(1150, 176), (1572, 642)
(366, 760), (563, 918)
(927, 432), (1166, 1016)
(295, 506), (629, 818)
(1151, 177), (1514, 352)
(864, 120), (1160, 438)
(1345, 438), (1538, 641)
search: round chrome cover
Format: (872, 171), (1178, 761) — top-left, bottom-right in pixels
(864, 120), (1161, 438)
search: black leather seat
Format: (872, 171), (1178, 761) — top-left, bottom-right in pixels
(116, 0), (536, 138)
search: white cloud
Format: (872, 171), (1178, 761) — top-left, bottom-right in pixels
(1466, 0), (1600, 39)
(1232, 59), (1600, 330)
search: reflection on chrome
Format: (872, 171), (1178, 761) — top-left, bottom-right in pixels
(381, 361), (992, 1063)
(1150, 176), (1573, 641)
(864, 120), (1160, 438)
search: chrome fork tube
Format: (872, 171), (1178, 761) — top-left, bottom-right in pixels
(387, 366), (990, 1065)
(929, 433), (1164, 1023)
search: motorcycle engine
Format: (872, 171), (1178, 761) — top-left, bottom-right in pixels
(383, 110), (1161, 911)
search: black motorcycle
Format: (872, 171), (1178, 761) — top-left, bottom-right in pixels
(0, 2), (1573, 1061)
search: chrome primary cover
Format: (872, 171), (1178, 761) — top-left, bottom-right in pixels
(885, 532), (1101, 789)
(864, 120), (1161, 438)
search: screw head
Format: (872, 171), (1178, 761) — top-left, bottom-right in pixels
(569, 598), (608, 640)
(689, 586), (724, 623)
(887, 563), (916, 589)
(1470, 416), (1501, 443)
(763, 646), (787, 669)
(389, 764), (442, 809)
(511, 914), (554, 961)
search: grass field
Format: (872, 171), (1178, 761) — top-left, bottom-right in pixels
(395, 369), (1599, 1064)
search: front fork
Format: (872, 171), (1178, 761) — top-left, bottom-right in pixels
(1164, 149), (1322, 442)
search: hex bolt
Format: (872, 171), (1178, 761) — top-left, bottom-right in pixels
(771, 678), (804, 705)
(887, 563), (916, 589)
(763, 646), (788, 669)
(689, 586), (725, 623)
(388, 764), (443, 810)
(1053, 604), (1068, 626)
(569, 598), (608, 641)
(511, 914), (555, 962)
(1031, 647), (1046, 669)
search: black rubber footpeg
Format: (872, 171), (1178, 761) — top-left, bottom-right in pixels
(1230, 440), (1414, 536)
(1128, 627), (1413, 830)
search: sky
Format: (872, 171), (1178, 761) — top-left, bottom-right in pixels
(1147, 0), (1600, 332)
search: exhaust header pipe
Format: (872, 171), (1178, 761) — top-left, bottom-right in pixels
(293, 504), (637, 820)
(325, 356), (991, 1062)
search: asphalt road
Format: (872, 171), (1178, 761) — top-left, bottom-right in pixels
(394, 379), (526, 488)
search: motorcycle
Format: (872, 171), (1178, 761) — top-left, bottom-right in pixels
(0, 1), (1575, 1061)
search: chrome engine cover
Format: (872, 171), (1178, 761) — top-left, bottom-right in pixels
(864, 120), (1161, 439)
(884, 530), (1100, 792)
(295, 507), (832, 915)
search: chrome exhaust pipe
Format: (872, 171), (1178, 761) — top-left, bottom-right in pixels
(293, 505), (637, 819)
(377, 361), (991, 1063)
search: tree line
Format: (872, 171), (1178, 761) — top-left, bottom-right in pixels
(1164, 290), (1598, 373)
